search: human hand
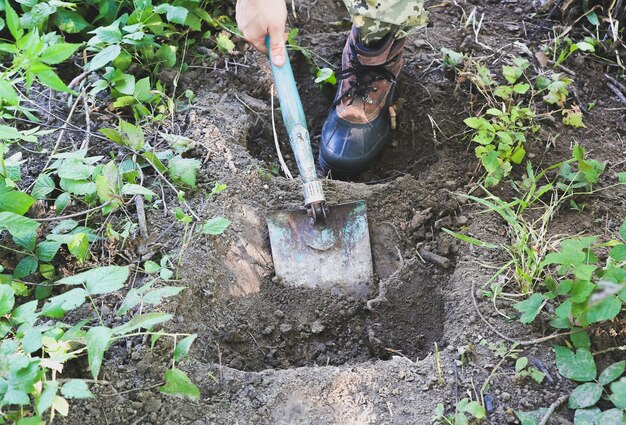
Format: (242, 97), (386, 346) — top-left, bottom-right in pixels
(236, 0), (287, 66)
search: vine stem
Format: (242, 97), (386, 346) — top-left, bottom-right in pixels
(538, 394), (568, 425)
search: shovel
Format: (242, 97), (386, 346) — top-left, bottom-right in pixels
(265, 37), (374, 298)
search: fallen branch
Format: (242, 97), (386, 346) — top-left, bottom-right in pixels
(607, 82), (626, 106)
(418, 247), (451, 269)
(538, 394), (568, 425)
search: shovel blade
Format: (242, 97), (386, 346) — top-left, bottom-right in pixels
(267, 201), (374, 298)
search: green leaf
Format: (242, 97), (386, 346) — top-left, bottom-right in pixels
(4, 0), (23, 41)
(144, 261), (160, 274)
(599, 361), (626, 385)
(86, 326), (113, 380)
(36, 241), (61, 262)
(0, 285), (15, 316)
(89, 45), (121, 71)
(57, 265), (129, 296)
(201, 217), (231, 235)
(14, 256), (38, 279)
(576, 41), (595, 52)
(22, 327), (42, 353)
(586, 296), (622, 324)
(0, 211), (40, 238)
(36, 70), (75, 94)
(159, 368), (200, 400)
(441, 47), (464, 66)
(0, 190), (34, 215)
(441, 228), (498, 248)
(41, 43), (82, 65)
(595, 409), (626, 425)
(563, 109), (585, 128)
(55, 193), (71, 214)
(53, 9), (91, 33)
(156, 44), (177, 68)
(554, 346), (596, 382)
(41, 288), (87, 318)
(586, 11), (600, 26)
(134, 77), (152, 102)
(154, 4), (188, 24)
(516, 357), (529, 373)
(35, 381), (58, 416)
(568, 383), (603, 409)
(315, 67), (336, 85)
(120, 184), (156, 198)
(460, 400), (485, 419)
(160, 133), (196, 154)
(514, 293), (544, 324)
(31, 174), (55, 200)
(167, 156), (200, 188)
(464, 117), (486, 129)
(0, 80), (19, 105)
(173, 334), (196, 362)
(570, 330), (591, 349)
(510, 145), (526, 164)
(513, 83), (530, 94)
(610, 379), (626, 409)
(503, 65), (523, 84)
(514, 408), (549, 425)
(60, 380), (93, 399)
(67, 233), (89, 262)
(609, 244), (626, 261)
(142, 286), (184, 304)
(216, 33), (235, 53)
(573, 407), (600, 425)
(113, 312), (173, 335)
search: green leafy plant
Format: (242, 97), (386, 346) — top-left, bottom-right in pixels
(287, 28), (336, 86)
(434, 397), (487, 425)
(0, 264), (197, 422)
(0, 1), (80, 117)
(464, 105), (537, 187)
(460, 57), (540, 187)
(554, 342), (626, 423)
(514, 356), (545, 384)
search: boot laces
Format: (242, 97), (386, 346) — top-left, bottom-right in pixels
(334, 43), (398, 107)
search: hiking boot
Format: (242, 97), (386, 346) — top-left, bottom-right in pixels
(319, 26), (405, 177)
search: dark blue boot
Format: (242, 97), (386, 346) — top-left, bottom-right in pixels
(319, 27), (405, 177)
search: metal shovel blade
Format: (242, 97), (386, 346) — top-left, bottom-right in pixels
(267, 201), (374, 298)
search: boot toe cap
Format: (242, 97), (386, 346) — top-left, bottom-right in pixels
(319, 110), (390, 176)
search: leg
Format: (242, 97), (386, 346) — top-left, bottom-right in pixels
(342, 0), (428, 45)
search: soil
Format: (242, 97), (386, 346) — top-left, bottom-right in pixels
(18, 0), (621, 424)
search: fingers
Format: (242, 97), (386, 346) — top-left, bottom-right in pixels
(250, 37), (268, 54)
(268, 26), (286, 67)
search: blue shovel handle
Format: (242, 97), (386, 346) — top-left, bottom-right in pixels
(266, 36), (324, 207)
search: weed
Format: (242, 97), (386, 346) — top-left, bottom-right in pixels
(514, 356), (545, 384)
(434, 397), (486, 425)
(445, 145), (620, 296)
(287, 28), (336, 87)
(456, 52), (587, 187)
(515, 337), (626, 423)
